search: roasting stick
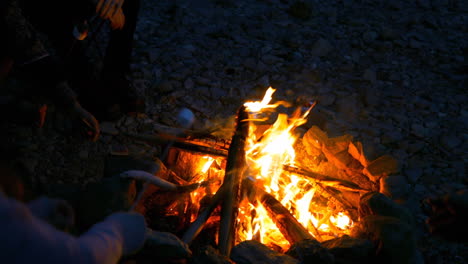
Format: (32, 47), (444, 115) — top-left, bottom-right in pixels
(128, 108), (195, 211)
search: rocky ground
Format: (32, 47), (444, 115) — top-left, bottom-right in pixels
(1, 0), (467, 263)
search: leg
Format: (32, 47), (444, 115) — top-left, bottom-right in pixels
(99, 0), (144, 119)
(102, 0), (140, 79)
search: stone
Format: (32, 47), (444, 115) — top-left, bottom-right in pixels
(440, 134), (461, 150)
(286, 239), (334, 264)
(329, 149), (364, 172)
(142, 230), (192, 259)
(336, 93), (360, 120)
(363, 155), (399, 182)
(363, 68), (377, 84)
(380, 28), (399, 41)
(381, 130), (403, 144)
(287, 1), (312, 20)
(184, 78), (195, 90)
(359, 192), (414, 226)
(100, 122), (119, 135)
(191, 246), (234, 264)
(348, 141), (368, 167)
(78, 150), (88, 160)
(363, 31), (378, 44)
(317, 93), (336, 106)
(311, 38), (333, 57)
(380, 175), (410, 201)
(327, 134), (355, 155)
(157, 80), (175, 93)
(362, 86), (380, 107)
(409, 39), (423, 49)
(404, 167), (423, 183)
(351, 216), (416, 264)
(243, 58), (257, 70)
(407, 140), (425, 154)
(303, 126), (328, 151)
(417, 0), (431, 9)
(321, 235), (374, 264)
(231, 240), (299, 264)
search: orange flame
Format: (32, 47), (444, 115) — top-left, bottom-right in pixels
(188, 156), (223, 222)
(239, 88), (353, 250)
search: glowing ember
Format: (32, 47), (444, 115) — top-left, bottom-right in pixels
(238, 88), (353, 251)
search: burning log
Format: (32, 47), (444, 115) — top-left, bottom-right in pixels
(181, 183), (226, 245)
(181, 106), (249, 254)
(282, 165), (369, 193)
(313, 183), (359, 222)
(243, 178), (314, 245)
(124, 132), (229, 158)
(219, 106), (250, 256)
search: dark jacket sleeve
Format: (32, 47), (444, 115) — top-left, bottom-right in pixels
(1, 0), (48, 65)
(1, 0), (77, 105)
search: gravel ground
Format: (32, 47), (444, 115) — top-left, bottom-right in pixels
(2, 0), (467, 263)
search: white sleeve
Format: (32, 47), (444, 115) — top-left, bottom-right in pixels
(0, 195), (145, 264)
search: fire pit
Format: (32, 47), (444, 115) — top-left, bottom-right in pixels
(130, 87), (416, 263)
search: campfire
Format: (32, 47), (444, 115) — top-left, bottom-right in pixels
(130, 87), (404, 260)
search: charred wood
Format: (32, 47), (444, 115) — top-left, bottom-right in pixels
(182, 185), (226, 245)
(282, 165), (369, 193)
(219, 106), (249, 256)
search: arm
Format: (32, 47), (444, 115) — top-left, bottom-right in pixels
(94, 0), (126, 29)
(2, 0), (100, 140)
(19, 57), (100, 141)
(0, 195), (146, 264)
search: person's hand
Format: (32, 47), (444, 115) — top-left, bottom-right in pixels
(105, 212), (147, 255)
(71, 101), (100, 141)
(96, 0), (126, 29)
(109, 8), (125, 30)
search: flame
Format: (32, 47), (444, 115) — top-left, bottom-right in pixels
(244, 87), (279, 112)
(200, 156), (215, 174)
(188, 156), (223, 222)
(238, 88), (353, 251)
(176, 88), (354, 251)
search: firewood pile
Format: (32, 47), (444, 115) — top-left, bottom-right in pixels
(123, 103), (420, 264)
